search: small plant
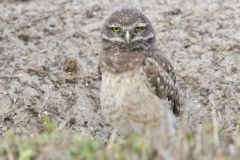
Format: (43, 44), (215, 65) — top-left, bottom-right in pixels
(19, 147), (36, 160)
(186, 132), (194, 143)
(43, 116), (56, 134)
(69, 137), (100, 160)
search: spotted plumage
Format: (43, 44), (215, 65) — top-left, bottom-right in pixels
(98, 8), (180, 136)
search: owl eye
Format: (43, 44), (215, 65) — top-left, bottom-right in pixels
(112, 27), (121, 33)
(134, 26), (143, 33)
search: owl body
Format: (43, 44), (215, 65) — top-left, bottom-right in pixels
(100, 53), (176, 135)
(98, 8), (180, 136)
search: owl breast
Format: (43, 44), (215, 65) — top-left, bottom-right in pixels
(100, 66), (175, 135)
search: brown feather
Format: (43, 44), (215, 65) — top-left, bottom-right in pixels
(143, 49), (180, 116)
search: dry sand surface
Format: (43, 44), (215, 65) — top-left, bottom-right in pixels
(0, 0), (240, 148)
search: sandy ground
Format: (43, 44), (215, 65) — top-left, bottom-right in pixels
(0, 0), (240, 143)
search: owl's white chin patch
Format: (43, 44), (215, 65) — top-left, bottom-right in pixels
(131, 32), (154, 43)
(102, 34), (125, 43)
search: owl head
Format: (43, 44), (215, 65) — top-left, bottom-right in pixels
(101, 8), (156, 51)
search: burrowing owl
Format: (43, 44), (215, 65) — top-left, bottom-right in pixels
(98, 8), (180, 136)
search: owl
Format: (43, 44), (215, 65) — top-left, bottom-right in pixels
(98, 8), (180, 136)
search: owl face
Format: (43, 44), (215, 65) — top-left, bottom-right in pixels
(101, 8), (156, 50)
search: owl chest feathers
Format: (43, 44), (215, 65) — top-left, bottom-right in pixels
(100, 63), (175, 134)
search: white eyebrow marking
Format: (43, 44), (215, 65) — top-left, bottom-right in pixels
(137, 23), (148, 27)
(101, 33), (125, 43)
(107, 23), (120, 28)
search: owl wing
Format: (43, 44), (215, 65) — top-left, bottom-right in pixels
(143, 49), (180, 116)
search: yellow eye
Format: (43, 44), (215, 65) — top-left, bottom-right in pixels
(135, 26), (143, 33)
(112, 27), (121, 33)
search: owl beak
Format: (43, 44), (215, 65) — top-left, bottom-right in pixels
(124, 30), (131, 44)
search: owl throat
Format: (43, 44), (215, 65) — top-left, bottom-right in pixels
(100, 48), (148, 73)
(102, 38), (155, 52)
